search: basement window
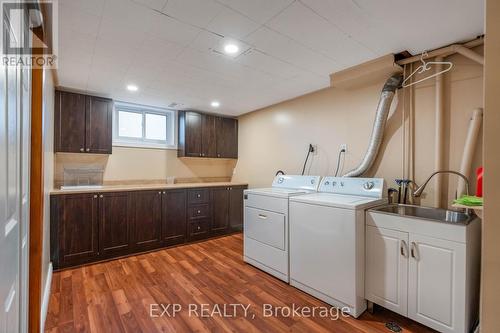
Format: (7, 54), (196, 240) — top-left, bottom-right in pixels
(113, 102), (177, 149)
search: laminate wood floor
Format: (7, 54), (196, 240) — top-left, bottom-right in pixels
(45, 234), (435, 333)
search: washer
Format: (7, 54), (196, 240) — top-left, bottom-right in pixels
(243, 175), (321, 282)
(289, 176), (385, 317)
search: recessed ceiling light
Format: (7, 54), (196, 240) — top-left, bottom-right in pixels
(126, 84), (138, 92)
(223, 43), (239, 54)
(211, 101), (220, 108)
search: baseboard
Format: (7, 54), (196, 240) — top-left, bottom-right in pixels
(40, 262), (53, 330)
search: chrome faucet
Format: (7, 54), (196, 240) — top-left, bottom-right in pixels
(413, 170), (470, 197)
(412, 170), (471, 214)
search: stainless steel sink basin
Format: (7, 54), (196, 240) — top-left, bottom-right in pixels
(370, 204), (475, 225)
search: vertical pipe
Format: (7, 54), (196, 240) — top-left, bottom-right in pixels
(457, 108), (483, 197)
(434, 57), (445, 207)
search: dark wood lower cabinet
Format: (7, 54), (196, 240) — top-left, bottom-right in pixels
(162, 189), (187, 246)
(212, 187), (230, 235)
(51, 185), (247, 269)
(99, 192), (132, 258)
(132, 190), (162, 251)
(229, 186), (245, 231)
(51, 193), (99, 268)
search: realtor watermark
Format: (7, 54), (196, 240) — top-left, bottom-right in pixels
(1, 0), (58, 68)
(149, 303), (351, 321)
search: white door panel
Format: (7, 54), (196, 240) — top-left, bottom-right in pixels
(408, 234), (466, 333)
(366, 226), (408, 316)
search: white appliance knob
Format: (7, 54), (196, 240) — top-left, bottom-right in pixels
(278, 177), (284, 184)
(364, 181), (375, 190)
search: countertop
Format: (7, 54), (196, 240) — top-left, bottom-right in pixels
(50, 182), (248, 195)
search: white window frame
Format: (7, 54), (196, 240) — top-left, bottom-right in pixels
(113, 101), (177, 150)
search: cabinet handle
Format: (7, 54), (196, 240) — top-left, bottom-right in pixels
(197, 194), (201, 198)
(217, 154), (221, 157)
(410, 242), (417, 259)
(80, 148), (84, 152)
(197, 226), (201, 231)
(99, 194), (103, 198)
(86, 148), (90, 152)
(93, 195), (98, 199)
(258, 214), (267, 219)
(197, 210), (201, 214)
(162, 191), (166, 194)
(158, 191), (162, 194)
(400, 240), (408, 257)
(199, 153), (202, 157)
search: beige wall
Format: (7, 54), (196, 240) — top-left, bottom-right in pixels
(234, 49), (484, 209)
(42, 70), (54, 291)
(480, 1), (500, 331)
(54, 147), (236, 186)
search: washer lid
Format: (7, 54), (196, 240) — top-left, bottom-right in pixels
(290, 192), (386, 209)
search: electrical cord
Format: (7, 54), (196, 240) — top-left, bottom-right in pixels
(301, 144), (314, 175)
(334, 149), (346, 177)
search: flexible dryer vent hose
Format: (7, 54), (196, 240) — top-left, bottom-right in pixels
(343, 73), (404, 177)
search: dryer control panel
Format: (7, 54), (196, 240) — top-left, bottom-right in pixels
(318, 177), (384, 198)
(272, 175), (321, 191)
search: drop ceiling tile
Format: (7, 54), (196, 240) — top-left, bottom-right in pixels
(216, 0), (294, 24)
(102, 0), (156, 33)
(236, 49), (305, 79)
(132, 0), (168, 11)
(207, 7), (260, 39)
(266, 1), (376, 66)
(148, 12), (201, 46)
(59, 3), (101, 39)
(244, 27), (340, 75)
(61, 0), (105, 16)
(189, 30), (223, 52)
(162, 0), (224, 28)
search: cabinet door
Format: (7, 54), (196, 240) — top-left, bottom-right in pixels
(99, 192), (132, 257)
(132, 190), (162, 251)
(216, 117), (238, 158)
(86, 96), (112, 154)
(229, 186), (244, 231)
(54, 194), (99, 268)
(408, 234), (466, 333)
(162, 190), (187, 246)
(184, 112), (202, 157)
(365, 226), (409, 316)
(211, 187), (229, 234)
(54, 91), (86, 153)
(201, 114), (216, 157)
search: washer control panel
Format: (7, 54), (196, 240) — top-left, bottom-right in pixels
(319, 177), (384, 198)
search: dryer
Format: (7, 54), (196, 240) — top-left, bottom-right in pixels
(244, 175), (321, 282)
(289, 176), (385, 317)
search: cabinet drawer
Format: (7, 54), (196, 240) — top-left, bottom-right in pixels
(188, 189), (210, 204)
(189, 219), (210, 240)
(188, 204), (210, 220)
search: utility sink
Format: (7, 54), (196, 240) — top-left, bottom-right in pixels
(371, 204), (474, 225)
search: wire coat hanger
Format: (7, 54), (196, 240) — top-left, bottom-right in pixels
(402, 51), (453, 88)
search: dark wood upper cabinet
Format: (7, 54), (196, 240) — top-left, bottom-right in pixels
(132, 190), (162, 251)
(229, 186), (244, 231)
(162, 189), (187, 246)
(55, 90), (86, 153)
(201, 114), (216, 157)
(178, 111), (238, 159)
(99, 192), (132, 258)
(216, 117), (238, 158)
(179, 111), (202, 157)
(51, 193), (99, 268)
(212, 187), (230, 235)
(54, 90), (113, 154)
(86, 96), (113, 154)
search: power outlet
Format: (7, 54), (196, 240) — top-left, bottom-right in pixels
(340, 144), (347, 152)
